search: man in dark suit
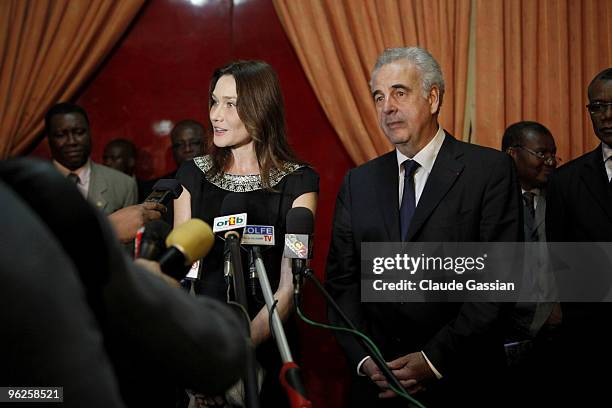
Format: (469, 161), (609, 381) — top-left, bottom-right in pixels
(502, 122), (562, 404)
(503, 121), (561, 333)
(326, 47), (522, 407)
(545, 67), (612, 403)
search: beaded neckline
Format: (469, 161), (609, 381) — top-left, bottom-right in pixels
(193, 155), (304, 192)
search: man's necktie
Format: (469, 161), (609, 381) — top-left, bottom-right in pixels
(67, 173), (80, 184)
(522, 191), (538, 241)
(400, 159), (419, 241)
(522, 191), (536, 219)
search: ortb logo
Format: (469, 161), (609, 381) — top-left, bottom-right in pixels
(212, 213), (248, 233)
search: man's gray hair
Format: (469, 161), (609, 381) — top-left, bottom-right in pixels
(372, 47), (445, 105)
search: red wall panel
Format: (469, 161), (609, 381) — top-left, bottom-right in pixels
(30, 1), (354, 405)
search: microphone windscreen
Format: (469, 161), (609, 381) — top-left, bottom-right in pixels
(166, 219), (214, 263)
(151, 179), (183, 199)
(219, 193), (248, 216)
(286, 207), (314, 235)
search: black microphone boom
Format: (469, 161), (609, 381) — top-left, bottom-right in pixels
(216, 193), (259, 408)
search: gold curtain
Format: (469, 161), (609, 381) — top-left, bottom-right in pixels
(0, 0), (144, 158)
(475, 0), (612, 160)
(273, 0), (471, 165)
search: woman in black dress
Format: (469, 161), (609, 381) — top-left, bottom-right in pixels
(174, 60), (318, 407)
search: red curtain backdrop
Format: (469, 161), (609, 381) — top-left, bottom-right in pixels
(0, 0), (144, 158)
(475, 0), (612, 159)
(273, 0), (471, 165)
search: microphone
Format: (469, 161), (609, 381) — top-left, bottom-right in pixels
(213, 194), (248, 283)
(284, 207), (314, 276)
(158, 219), (214, 281)
(242, 225), (276, 296)
(136, 220), (172, 260)
(213, 194), (248, 237)
(144, 179), (183, 206)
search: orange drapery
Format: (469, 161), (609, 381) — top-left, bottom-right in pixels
(273, 0), (471, 165)
(0, 0), (144, 159)
(475, 0), (612, 160)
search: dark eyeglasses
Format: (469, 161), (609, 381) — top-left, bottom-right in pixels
(512, 145), (561, 165)
(586, 102), (612, 115)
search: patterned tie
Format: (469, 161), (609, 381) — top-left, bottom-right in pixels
(400, 160), (419, 241)
(67, 173), (80, 184)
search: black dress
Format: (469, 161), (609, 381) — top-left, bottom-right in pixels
(176, 155), (319, 406)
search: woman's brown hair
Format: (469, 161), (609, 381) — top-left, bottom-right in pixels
(207, 60), (301, 188)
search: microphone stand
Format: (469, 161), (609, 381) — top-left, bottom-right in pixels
(299, 267), (408, 402)
(251, 246), (312, 408)
(224, 234), (260, 408)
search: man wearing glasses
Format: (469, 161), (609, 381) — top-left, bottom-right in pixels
(501, 121), (562, 405)
(139, 119), (206, 202)
(545, 67), (612, 404)
(170, 120), (206, 171)
(503, 121), (560, 243)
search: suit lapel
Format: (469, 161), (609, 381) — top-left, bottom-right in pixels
(373, 151), (401, 241)
(580, 146), (612, 223)
(89, 163), (109, 212)
(406, 134), (464, 241)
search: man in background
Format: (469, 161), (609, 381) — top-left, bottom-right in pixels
(103, 138), (153, 202)
(46, 102), (163, 242)
(103, 138), (137, 177)
(502, 121), (561, 403)
(140, 119), (205, 219)
(46, 103), (137, 215)
(545, 67), (612, 403)
(169, 119), (206, 174)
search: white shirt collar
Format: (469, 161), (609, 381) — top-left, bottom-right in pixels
(602, 142), (612, 162)
(602, 143), (612, 182)
(53, 159), (91, 181)
(53, 159), (91, 198)
(521, 188), (541, 196)
(395, 126), (445, 172)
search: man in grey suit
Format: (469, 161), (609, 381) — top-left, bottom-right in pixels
(46, 103), (164, 241)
